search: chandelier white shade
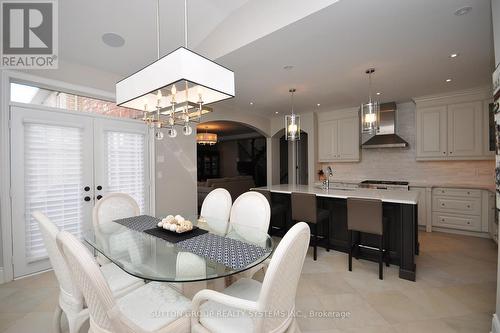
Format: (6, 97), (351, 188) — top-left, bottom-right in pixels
(196, 132), (218, 145)
(360, 68), (380, 134)
(116, 47), (235, 112)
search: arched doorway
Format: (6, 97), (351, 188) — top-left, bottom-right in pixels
(273, 129), (308, 185)
(196, 121), (267, 208)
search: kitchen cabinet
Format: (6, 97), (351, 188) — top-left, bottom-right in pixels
(415, 91), (493, 161)
(431, 187), (492, 235)
(318, 109), (359, 162)
(447, 102), (483, 157)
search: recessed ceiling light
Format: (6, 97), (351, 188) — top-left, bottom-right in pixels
(454, 6), (472, 16)
(102, 32), (125, 47)
(446, 78), (452, 82)
(275, 111), (279, 114)
(449, 53), (459, 58)
(250, 102), (254, 105)
(283, 65), (294, 70)
(317, 103), (321, 107)
(376, 92), (381, 95)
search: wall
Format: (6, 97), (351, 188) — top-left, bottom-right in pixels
(318, 102), (495, 187)
(155, 129), (198, 218)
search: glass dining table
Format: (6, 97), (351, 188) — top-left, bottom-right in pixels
(83, 215), (274, 283)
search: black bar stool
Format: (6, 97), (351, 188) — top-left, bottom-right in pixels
(291, 192), (330, 261)
(252, 189), (286, 235)
(347, 197), (389, 280)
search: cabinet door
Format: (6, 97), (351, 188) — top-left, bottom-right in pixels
(447, 102), (483, 157)
(318, 120), (338, 161)
(337, 117), (359, 161)
(416, 106), (447, 158)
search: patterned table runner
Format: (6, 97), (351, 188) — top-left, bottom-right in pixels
(177, 233), (271, 270)
(113, 215), (161, 232)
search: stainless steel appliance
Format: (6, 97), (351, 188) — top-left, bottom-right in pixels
(359, 180), (409, 191)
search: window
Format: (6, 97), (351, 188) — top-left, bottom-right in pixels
(10, 82), (143, 120)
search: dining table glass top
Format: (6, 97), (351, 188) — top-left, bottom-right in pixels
(83, 215), (273, 282)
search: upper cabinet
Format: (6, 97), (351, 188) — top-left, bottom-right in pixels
(415, 89), (493, 161)
(318, 108), (360, 162)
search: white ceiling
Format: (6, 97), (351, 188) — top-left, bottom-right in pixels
(215, 0), (495, 116)
(57, 0), (495, 118)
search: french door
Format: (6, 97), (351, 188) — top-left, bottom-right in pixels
(10, 105), (150, 278)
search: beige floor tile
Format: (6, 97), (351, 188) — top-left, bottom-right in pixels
(440, 282), (496, 314)
(0, 288), (53, 314)
(319, 293), (389, 330)
(2, 312), (53, 333)
(441, 312), (493, 333)
(0, 313), (26, 332)
(303, 273), (356, 296)
(398, 286), (472, 319)
(392, 318), (458, 333)
(364, 290), (433, 324)
(296, 295), (339, 331)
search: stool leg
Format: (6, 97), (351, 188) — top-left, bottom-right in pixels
(348, 230), (352, 271)
(379, 235), (383, 280)
(326, 217), (330, 252)
(313, 223), (318, 261)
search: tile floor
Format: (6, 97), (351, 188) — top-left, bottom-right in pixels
(0, 231), (497, 333)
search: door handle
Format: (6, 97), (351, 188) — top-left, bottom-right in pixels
(84, 196), (91, 202)
(96, 195), (103, 200)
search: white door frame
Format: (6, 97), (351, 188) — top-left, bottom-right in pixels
(0, 70), (156, 283)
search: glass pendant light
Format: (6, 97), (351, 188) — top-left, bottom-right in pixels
(285, 88), (301, 141)
(360, 68), (380, 134)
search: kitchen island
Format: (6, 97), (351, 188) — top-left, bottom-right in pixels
(253, 184), (419, 281)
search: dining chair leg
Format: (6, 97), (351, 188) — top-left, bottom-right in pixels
(52, 304), (63, 333)
(379, 235), (383, 280)
(348, 230), (352, 271)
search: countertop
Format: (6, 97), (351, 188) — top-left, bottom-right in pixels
(254, 184), (419, 205)
(315, 180), (495, 193)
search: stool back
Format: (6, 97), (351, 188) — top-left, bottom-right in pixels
(291, 192), (317, 224)
(347, 198), (383, 235)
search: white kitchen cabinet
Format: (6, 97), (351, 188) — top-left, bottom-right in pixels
(318, 111), (359, 162)
(447, 102), (483, 157)
(415, 91), (493, 161)
(416, 106), (447, 158)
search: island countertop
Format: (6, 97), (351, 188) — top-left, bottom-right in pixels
(253, 184), (419, 205)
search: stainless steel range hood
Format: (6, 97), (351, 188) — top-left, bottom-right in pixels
(362, 102), (409, 149)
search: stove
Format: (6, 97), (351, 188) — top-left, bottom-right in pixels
(359, 180), (410, 191)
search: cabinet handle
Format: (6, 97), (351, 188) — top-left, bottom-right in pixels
(84, 196), (91, 202)
(467, 191), (471, 195)
(84, 186), (90, 192)
(441, 203), (445, 206)
(466, 221), (471, 225)
(443, 152), (446, 154)
(466, 205), (471, 208)
(441, 218), (445, 222)
(96, 195), (103, 200)
(449, 152), (453, 154)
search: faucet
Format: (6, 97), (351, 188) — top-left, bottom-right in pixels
(323, 166), (334, 189)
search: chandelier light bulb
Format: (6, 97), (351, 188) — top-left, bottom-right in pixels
(183, 124), (193, 135)
(167, 127), (177, 138)
(155, 130), (164, 140)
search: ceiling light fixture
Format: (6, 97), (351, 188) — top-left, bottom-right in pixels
(376, 92), (381, 95)
(102, 33), (125, 47)
(454, 6), (472, 16)
(116, 0), (235, 140)
(285, 88), (300, 141)
(360, 68), (380, 135)
(446, 78), (452, 82)
(317, 103), (321, 107)
(275, 111), (279, 114)
(197, 127), (217, 145)
(449, 53), (459, 58)
(250, 102), (254, 105)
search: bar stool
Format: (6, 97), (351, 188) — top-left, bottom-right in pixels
(291, 192), (330, 260)
(347, 197), (389, 280)
(252, 189), (286, 235)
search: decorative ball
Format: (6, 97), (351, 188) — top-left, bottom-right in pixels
(157, 221), (164, 227)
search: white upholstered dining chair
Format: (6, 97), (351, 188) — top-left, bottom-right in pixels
(191, 222), (310, 333)
(93, 193), (143, 264)
(56, 230), (192, 333)
(200, 188), (232, 235)
(228, 191), (270, 244)
(34, 211), (145, 333)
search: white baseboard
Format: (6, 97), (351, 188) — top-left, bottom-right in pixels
(492, 313), (500, 333)
(0, 267), (4, 284)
